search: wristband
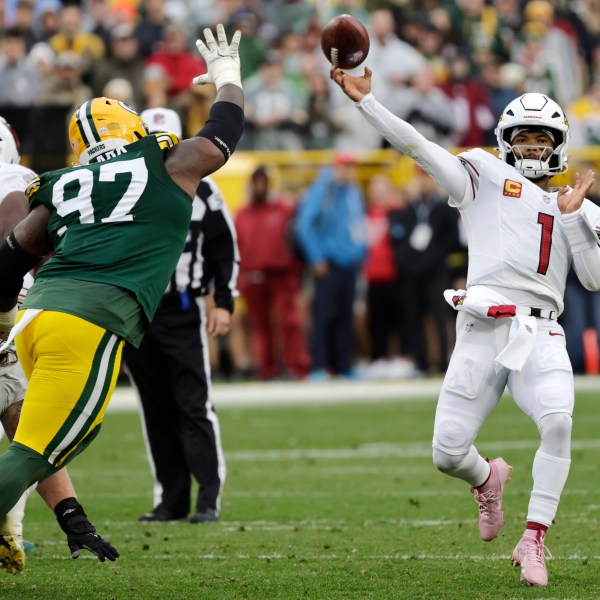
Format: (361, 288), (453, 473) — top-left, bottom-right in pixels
(562, 209), (599, 252)
(55, 497), (91, 531)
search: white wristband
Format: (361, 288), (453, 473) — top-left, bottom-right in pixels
(561, 209), (599, 252)
(213, 62), (242, 90)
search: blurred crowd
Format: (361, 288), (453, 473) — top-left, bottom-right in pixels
(1, 0), (600, 154)
(225, 156), (465, 382)
(224, 155), (600, 382)
(2, 0), (600, 379)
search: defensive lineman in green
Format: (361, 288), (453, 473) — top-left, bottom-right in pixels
(0, 24), (244, 564)
(23, 131), (190, 347)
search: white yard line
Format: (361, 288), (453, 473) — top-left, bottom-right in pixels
(108, 375), (600, 412)
(222, 438), (600, 462)
(32, 552), (600, 561)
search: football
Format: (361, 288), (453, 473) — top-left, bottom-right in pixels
(321, 14), (370, 70)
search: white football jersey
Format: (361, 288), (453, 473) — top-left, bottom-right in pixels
(0, 161), (36, 320)
(452, 148), (600, 314)
(0, 162), (37, 421)
(0, 162), (36, 206)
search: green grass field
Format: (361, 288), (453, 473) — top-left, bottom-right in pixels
(1, 384), (599, 599)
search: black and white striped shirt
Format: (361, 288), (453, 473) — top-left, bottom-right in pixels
(164, 176), (239, 313)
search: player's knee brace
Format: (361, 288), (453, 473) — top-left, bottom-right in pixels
(432, 415), (475, 475)
(538, 412), (572, 459)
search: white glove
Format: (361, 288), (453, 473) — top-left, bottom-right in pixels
(193, 24), (241, 90)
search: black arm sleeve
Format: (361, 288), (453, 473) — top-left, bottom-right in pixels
(0, 233), (41, 304)
(196, 101), (244, 161)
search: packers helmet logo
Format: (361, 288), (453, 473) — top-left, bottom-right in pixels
(117, 100), (139, 115)
(503, 179), (522, 198)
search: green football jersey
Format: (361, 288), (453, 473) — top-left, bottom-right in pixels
(25, 134), (192, 327)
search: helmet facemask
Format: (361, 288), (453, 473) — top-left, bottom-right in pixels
(506, 128), (563, 179)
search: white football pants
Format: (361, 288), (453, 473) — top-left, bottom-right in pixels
(432, 312), (573, 527)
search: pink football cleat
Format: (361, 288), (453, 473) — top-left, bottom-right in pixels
(512, 529), (551, 586)
(472, 457), (512, 541)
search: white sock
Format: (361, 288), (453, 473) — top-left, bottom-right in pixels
(0, 484), (36, 539)
(527, 449), (570, 526)
(432, 445), (490, 487)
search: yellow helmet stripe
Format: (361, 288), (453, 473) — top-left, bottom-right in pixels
(76, 101), (101, 146)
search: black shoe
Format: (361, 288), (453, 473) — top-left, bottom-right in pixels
(138, 509), (187, 522)
(188, 508), (218, 524)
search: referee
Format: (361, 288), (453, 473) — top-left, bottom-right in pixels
(123, 108), (239, 523)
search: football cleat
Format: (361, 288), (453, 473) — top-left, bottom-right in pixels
(0, 534), (25, 574)
(189, 508), (219, 524)
(138, 509), (187, 523)
(69, 97), (148, 165)
(512, 529), (551, 586)
(472, 457), (512, 541)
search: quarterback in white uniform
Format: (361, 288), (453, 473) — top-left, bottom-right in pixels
(0, 117), (118, 574)
(331, 68), (600, 587)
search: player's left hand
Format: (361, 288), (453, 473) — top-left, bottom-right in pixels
(207, 307), (231, 337)
(65, 529), (119, 562)
(55, 498), (119, 562)
(557, 169), (596, 214)
(193, 24), (241, 90)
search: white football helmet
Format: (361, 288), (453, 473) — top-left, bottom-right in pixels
(0, 116), (20, 164)
(495, 93), (570, 179)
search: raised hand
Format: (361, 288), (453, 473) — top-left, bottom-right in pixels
(557, 170), (596, 214)
(330, 66), (372, 102)
(193, 24), (241, 90)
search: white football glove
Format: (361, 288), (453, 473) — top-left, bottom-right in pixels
(193, 24), (241, 90)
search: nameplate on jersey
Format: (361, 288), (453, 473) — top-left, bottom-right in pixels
(503, 179), (522, 198)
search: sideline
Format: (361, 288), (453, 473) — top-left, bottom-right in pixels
(108, 375), (600, 412)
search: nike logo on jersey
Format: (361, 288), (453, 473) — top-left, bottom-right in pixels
(549, 331), (564, 336)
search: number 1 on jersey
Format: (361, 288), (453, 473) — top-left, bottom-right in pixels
(537, 212), (554, 275)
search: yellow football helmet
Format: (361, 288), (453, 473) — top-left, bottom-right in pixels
(69, 97), (148, 165)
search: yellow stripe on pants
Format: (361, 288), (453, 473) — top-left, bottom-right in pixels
(14, 310), (123, 466)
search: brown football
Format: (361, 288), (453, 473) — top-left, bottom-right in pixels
(321, 14), (370, 70)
